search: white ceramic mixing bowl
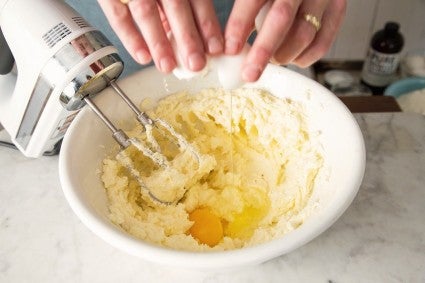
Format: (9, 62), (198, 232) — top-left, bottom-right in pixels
(59, 64), (365, 269)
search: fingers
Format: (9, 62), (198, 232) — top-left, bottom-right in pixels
(159, 0), (204, 71)
(97, 0), (151, 65)
(159, 0), (223, 71)
(157, 4), (171, 34)
(98, 0), (222, 74)
(224, 0), (267, 55)
(238, 0), (303, 82)
(100, 0), (343, 79)
(129, 0), (176, 73)
(293, 0), (346, 67)
(225, 0), (345, 83)
(272, 0), (329, 65)
(189, 0), (224, 55)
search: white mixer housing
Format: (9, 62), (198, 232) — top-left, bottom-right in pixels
(0, 0), (123, 157)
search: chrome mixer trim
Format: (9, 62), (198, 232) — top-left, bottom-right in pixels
(15, 30), (123, 150)
(59, 57), (123, 110)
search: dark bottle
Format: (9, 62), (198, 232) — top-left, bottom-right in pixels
(361, 22), (404, 95)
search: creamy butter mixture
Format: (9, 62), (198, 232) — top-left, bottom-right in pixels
(101, 88), (323, 251)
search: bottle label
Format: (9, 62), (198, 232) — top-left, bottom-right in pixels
(361, 48), (401, 87)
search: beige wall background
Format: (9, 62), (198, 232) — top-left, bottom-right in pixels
(326, 0), (425, 60)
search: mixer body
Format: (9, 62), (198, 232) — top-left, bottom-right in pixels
(0, 0), (123, 157)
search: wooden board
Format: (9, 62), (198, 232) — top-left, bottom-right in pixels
(339, 95), (402, 113)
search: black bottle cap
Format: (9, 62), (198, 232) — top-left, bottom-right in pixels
(384, 22), (400, 35)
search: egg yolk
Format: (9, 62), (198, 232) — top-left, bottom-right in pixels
(188, 208), (223, 247)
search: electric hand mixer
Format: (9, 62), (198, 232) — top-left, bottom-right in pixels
(0, 0), (200, 204)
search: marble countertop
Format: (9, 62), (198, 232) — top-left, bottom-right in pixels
(0, 113), (424, 283)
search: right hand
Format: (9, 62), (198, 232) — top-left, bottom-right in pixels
(224, 0), (346, 82)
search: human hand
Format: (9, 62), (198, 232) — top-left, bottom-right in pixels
(97, 0), (224, 73)
(225, 0), (346, 82)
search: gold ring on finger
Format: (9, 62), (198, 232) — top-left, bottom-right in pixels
(303, 13), (321, 32)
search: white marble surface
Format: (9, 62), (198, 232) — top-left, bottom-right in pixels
(0, 113), (424, 283)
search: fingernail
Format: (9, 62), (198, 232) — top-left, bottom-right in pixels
(208, 36), (223, 54)
(225, 37), (240, 54)
(159, 56), (176, 73)
(136, 50), (151, 65)
(188, 52), (205, 71)
(242, 64), (262, 82)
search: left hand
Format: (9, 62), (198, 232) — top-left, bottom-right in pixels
(224, 0), (346, 82)
(97, 0), (223, 73)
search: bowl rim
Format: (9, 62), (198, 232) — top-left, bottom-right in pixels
(59, 64), (366, 269)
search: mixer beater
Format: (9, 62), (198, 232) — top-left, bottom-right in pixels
(84, 80), (202, 204)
